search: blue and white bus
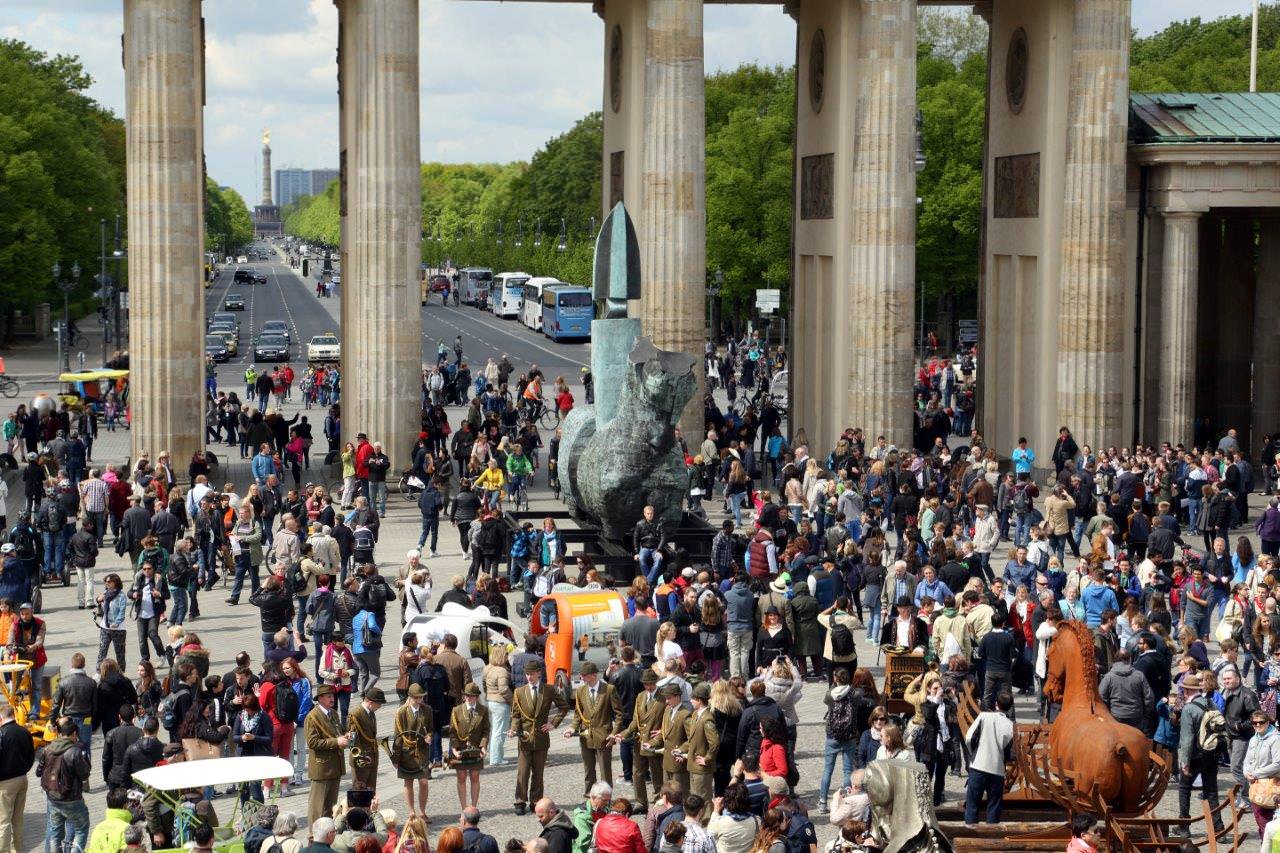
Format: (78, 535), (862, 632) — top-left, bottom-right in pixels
(521, 277), (561, 331)
(457, 268), (493, 306)
(493, 272), (530, 318)
(541, 285), (593, 341)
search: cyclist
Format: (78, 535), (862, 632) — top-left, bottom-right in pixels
(521, 373), (543, 419)
(505, 444), (533, 507)
(474, 458), (505, 512)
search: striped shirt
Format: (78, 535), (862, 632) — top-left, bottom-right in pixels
(79, 478), (109, 513)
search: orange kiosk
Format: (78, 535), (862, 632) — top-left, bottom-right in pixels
(529, 588), (628, 694)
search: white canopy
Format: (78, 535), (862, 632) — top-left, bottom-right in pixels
(133, 756), (294, 791)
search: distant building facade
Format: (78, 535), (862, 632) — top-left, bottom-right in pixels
(275, 167), (340, 206)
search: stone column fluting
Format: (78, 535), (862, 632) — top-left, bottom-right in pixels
(123, 0), (205, 467)
(848, 0), (916, 448)
(1056, 0), (1130, 449)
(1157, 211), (1200, 446)
(337, 0), (421, 468)
(1253, 218), (1280, 463)
(638, 0), (705, 438)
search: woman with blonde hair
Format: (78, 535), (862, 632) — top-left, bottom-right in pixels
(726, 460), (750, 528)
(393, 815), (431, 853)
(710, 679), (743, 795)
(483, 645), (513, 766)
(701, 597), (728, 681)
(340, 441), (357, 509)
(654, 622), (682, 671)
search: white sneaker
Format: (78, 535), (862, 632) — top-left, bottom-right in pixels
(429, 551), (439, 558)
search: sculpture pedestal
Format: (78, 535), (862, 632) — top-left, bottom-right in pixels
(591, 317), (642, 426)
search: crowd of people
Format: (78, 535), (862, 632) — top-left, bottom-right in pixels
(1, 330), (1277, 853)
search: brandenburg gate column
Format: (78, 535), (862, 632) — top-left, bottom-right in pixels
(1254, 218), (1280, 463)
(1055, 0), (1130, 449)
(123, 0), (205, 466)
(847, 0), (917, 449)
(336, 0), (421, 467)
(1157, 211), (1200, 446)
(638, 0), (706, 438)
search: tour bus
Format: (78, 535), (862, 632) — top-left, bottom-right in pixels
(541, 284), (594, 342)
(520, 277), (562, 331)
(493, 272), (531, 318)
(457, 267), (494, 306)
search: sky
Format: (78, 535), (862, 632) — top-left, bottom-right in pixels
(0, 0), (1262, 204)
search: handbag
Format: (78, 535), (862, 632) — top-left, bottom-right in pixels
(1250, 776), (1280, 809)
(182, 737), (221, 762)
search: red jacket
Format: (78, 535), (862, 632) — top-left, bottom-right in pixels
(593, 812), (645, 853)
(355, 440), (373, 479)
(759, 737), (789, 778)
(1008, 600), (1035, 647)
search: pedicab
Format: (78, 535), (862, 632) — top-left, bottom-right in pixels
(133, 755), (295, 851)
(529, 588), (629, 695)
(0, 652), (58, 747)
(57, 368), (129, 423)
(401, 602), (520, 665)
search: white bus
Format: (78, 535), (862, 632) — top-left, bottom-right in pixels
(457, 268), (494, 305)
(521, 276), (562, 331)
(493, 272), (531, 318)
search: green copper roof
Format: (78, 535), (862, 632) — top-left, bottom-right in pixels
(1131, 92), (1280, 143)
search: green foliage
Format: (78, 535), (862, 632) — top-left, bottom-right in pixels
(0, 39), (125, 310)
(705, 65), (794, 315)
(1131, 4), (1280, 92)
(282, 179), (340, 247)
(916, 52), (987, 305)
(204, 178), (253, 255)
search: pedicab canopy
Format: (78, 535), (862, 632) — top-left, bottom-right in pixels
(530, 588), (628, 687)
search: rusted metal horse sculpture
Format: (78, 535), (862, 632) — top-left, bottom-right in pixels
(1042, 620), (1152, 814)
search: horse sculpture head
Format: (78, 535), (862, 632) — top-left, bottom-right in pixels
(1045, 620), (1098, 707)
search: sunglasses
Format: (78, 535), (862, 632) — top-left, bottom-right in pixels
(1255, 720), (1269, 727)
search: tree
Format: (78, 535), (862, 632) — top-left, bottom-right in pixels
(0, 39), (125, 319)
(204, 178), (253, 256)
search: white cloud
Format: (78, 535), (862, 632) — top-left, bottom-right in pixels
(0, 0), (1259, 202)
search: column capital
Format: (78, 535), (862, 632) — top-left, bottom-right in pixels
(1160, 209), (1204, 221)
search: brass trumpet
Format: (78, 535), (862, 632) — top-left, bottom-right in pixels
(350, 745), (374, 768)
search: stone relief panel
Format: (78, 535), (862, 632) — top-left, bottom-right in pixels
(809, 28), (826, 114)
(1006, 27), (1028, 114)
(610, 25), (623, 113)
(800, 153), (834, 220)
(993, 152), (1039, 218)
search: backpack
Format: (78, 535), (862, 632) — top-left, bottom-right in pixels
(360, 616), (383, 650)
(353, 527), (375, 553)
(274, 681), (301, 723)
(1011, 488), (1031, 514)
(40, 746), (73, 798)
(42, 501), (65, 533)
(158, 693), (180, 730)
(782, 810), (817, 853)
(9, 526), (36, 560)
(829, 621), (855, 658)
(1195, 697), (1228, 754)
(826, 694), (856, 742)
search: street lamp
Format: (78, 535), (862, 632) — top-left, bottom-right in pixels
(515, 219), (524, 248)
(533, 218), (543, 248)
(556, 217), (567, 252)
(52, 260), (81, 374)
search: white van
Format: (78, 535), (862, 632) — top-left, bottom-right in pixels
(493, 272), (531, 319)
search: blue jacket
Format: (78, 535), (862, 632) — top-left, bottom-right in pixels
(1081, 583), (1119, 628)
(725, 582), (756, 632)
(251, 453), (275, 483)
(292, 677), (314, 724)
(0, 556), (27, 606)
(352, 610), (382, 655)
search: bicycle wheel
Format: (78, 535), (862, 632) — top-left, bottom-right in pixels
(539, 406), (559, 431)
(0, 378), (17, 398)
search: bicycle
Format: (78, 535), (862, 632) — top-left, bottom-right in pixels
(0, 376), (20, 399)
(521, 397), (560, 431)
(509, 476), (530, 512)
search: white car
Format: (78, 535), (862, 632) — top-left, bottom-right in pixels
(307, 333), (341, 363)
(237, 255), (247, 264)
